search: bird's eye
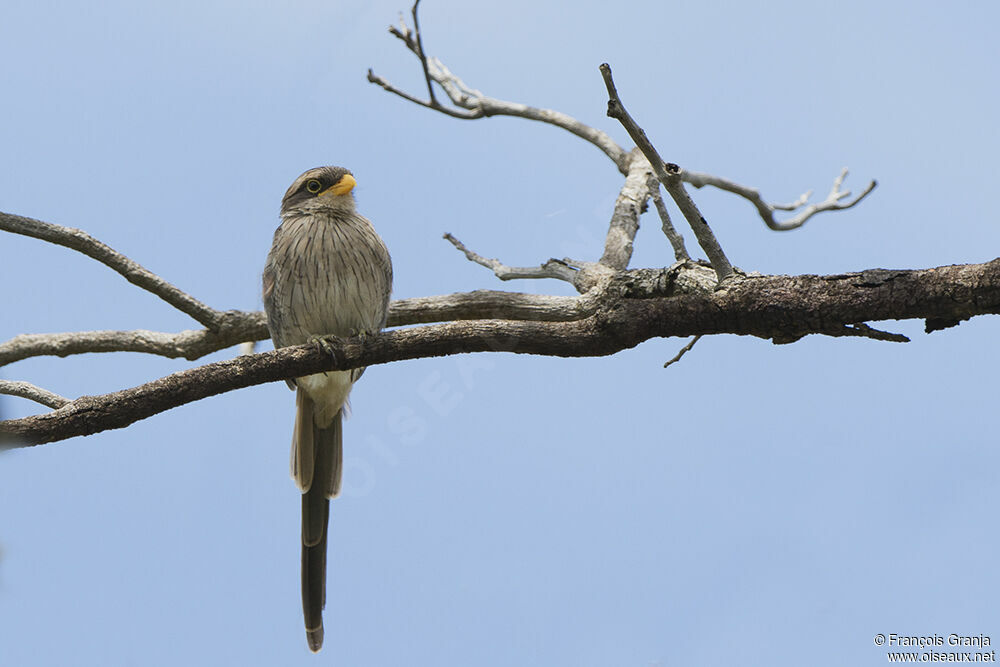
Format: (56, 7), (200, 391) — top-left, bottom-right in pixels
(305, 179), (323, 194)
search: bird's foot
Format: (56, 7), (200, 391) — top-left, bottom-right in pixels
(309, 334), (346, 361)
(349, 328), (375, 344)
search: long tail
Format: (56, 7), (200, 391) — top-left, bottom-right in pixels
(295, 394), (343, 653)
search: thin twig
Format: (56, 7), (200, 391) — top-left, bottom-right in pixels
(683, 168), (877, 231)
(648, 175), (690, 261)
(410, 0), (437, 106)
(599, 64), (734, 284)
(443, 233), (580, 283)
(773, 321), (910, 345)
(836, 322), (909, 343)
(0, 380), (70, 409)
(0, 211), (225, 330)
(367, 70), (482, 120)
(663, 335), (701, 368)
(369, 6), (629, 172)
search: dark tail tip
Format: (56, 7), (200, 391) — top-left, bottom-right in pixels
(307, 626), (324, 653)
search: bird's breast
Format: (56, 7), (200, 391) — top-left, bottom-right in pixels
(264, 212), (391, 347)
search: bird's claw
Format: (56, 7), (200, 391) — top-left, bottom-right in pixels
(308, 330), (374, 367)
(350, 328), (374, 344)
(309, 335), (345, 360)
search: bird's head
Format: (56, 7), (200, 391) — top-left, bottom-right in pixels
(281, 166), (358, 216)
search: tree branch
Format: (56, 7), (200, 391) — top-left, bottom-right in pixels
(600, 149), (652, 270)
(0, 319), (269, 367)
(367, 3), (630, 173)
(0, 211), (226, 330)
(0, 380), (70, 409)
(365, 3), (875, 293)
(662, 335), (701, 368)
(4, 259), (998, 447)
(388, 289), (607, 324)
(831, 322), (909, 343)
(684, 167), (877, 231)
(444, 148), (658, 289)
(599, 63), (735, 284)
(443, 233), (581, 283)
(3, 283), (651, 367)
(772, 321), (910, 345)
(408, 0), (437, 106)
(648, 174), (690, 262)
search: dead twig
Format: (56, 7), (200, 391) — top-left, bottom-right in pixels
(0, 380), (70, 409)
(684, 168), (877, 231)
(0, 211), (226, 330)
(443, 233), (581, 283)
(648, 174), (690, 261)
(368, 1), (629, 172)
(663, 336), (701, 368)
(599, 63), (734, 284)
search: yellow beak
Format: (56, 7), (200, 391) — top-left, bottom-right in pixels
(324, 173), (357, 197)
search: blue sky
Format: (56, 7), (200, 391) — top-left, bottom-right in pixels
(1, 1), (998, 665)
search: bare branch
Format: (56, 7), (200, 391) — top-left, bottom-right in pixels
(4, 259), (999, 447)
(367, 69), (482, 120)
(395, 262), (717, 323)
(368, 6), (629, 172)
(409, 0), (437, 105)
(443, 233), (580, 283)
(648, 175), (690, 261)
(0, 380), (70, 409)
(775, 323), (910, 345)
(600, 150), (652, 270)
(599, 63), (734, 284)
(0, 211), (225, 330)
(372, 7), (874, 228)
(663, 335), (701, 368)
(0, 315), (269, 368)
(840, 322), (909, 343)
(2, 285), (632, 366)
(683, 168), (878, 231)
(772, 321), (909, 345)
(389, 289), (606, 324)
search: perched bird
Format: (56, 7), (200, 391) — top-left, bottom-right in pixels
(262, 166), (393, 652)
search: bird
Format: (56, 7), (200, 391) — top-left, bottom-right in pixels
(262, 166), (393, 652)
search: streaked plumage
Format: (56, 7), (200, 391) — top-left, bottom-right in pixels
(262, 166), (392, 652)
